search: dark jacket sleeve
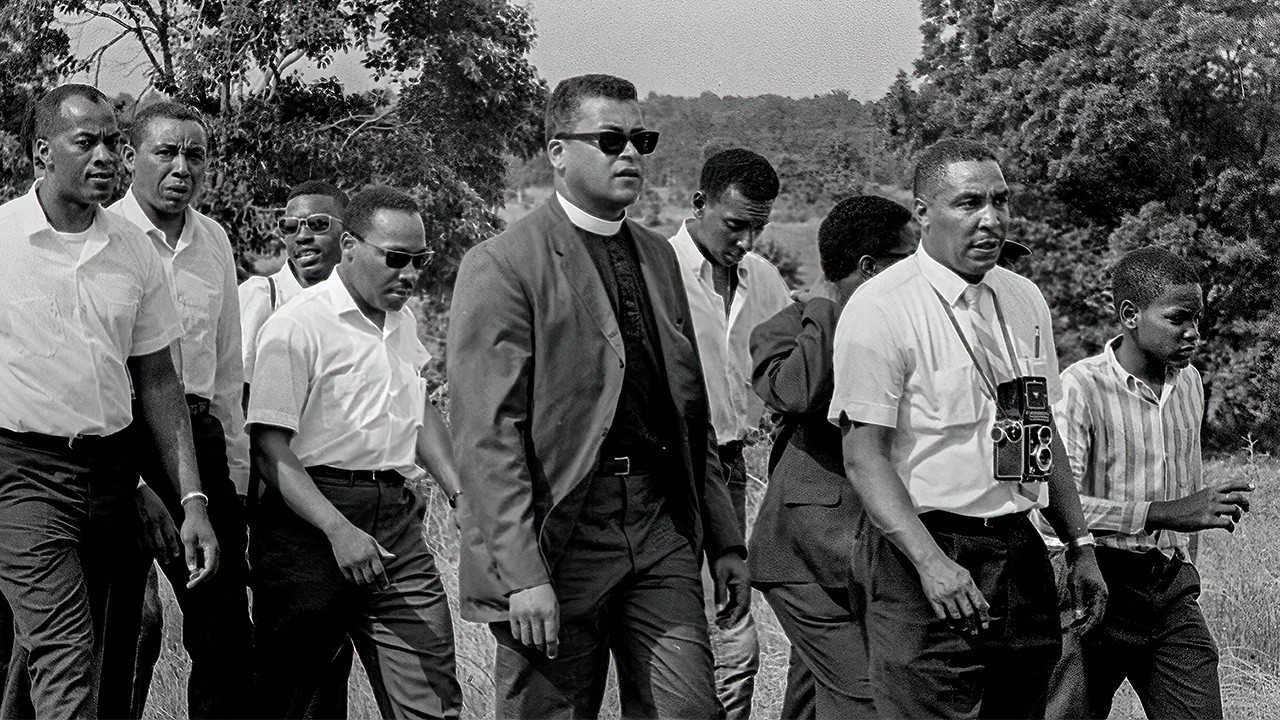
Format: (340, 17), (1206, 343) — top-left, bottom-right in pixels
(750, 298), (841, 417)
(447, 244), (549, 594)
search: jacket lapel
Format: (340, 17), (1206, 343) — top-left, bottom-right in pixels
(546, 200), (625, 362)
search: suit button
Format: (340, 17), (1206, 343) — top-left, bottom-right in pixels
(619, 360), (625, 368)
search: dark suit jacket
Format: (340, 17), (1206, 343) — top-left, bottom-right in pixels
(448, 197), (744, 622)
(748, 298), (865, 588)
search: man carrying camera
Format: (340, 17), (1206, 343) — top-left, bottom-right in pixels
(830, 138), (1108, 719)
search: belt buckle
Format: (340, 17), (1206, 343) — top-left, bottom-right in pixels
(618, 456), (630, 476)
(67, 434), (85, 451)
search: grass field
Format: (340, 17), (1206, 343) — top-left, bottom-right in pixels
(138, 451), (1279, 719)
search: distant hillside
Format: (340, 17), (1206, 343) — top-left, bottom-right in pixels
(509, 90), (905, 221)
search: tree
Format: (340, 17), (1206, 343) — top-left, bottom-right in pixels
(881, 0), (1280, 450)
(3, 1), (546, 297)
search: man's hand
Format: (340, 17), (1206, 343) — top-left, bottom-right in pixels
(1064, 546), (1108, 634)
(712, 550), (751, 628)
(790, 275), (841, 305)
(917, 552), (990, 634)
(180, 501), (220, 589)
(136, 484), (181, 562)
(509, 583), (559, 659)
(327, 521), (395, 589)
(1148, 481), (1253, 533)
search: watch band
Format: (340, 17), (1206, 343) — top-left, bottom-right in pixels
(1066, 533), (1096, 549)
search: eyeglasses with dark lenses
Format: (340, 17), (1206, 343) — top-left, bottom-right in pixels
(347, 233), (435, 270)
(553, 130), (660, 156)
(278, 213), (340, 235)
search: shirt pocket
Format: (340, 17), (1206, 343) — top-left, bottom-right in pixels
(920, 365), (984, 426)
(7, 297), (66, 358)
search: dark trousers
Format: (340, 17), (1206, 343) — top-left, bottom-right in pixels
(251, 474), (461, 720)
(0, 432), (144, 719)
(492, 473), (722, 720)
(763, 583), (875, 719)
(853, 512), (1061, 719)
(104, 405), (253, 719)
(709, 441), (758, 719)
(1041, 546), (1221, 720)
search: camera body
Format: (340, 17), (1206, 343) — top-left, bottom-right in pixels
(992, 376), (1054, 482)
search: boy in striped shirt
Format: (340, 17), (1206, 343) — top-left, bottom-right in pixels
(1041, 247), (1252, 719)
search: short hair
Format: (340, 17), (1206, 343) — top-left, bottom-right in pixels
(287, 180), (349, 210)
(1112, 247), (1201, 312)
(34, 84), (111, 140)
(345, 186), (420, 238)
(912, 138), (999, 200)
(818, 196), (914, 281)
(545, 74), (638, 146)
(699, 148), (779, 204)
(129, 100), (206, 147)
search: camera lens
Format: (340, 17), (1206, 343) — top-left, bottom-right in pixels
(1034, 446), (1053, 472)
(1037, 426), (1053, 444)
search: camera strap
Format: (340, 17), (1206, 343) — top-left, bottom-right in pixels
(931, 286), (1022, 400)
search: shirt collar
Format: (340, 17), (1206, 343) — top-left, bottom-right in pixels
(113, 189), (196, 254)
(916, 245), (972, 306)
(1103, 335), (1180, 399)
(14, 180), (111, 256)
(671, 220), (751, 281)
(272, 259), (306, 295)
(327, 268), (402, 336)
(556, 192), (624, 236)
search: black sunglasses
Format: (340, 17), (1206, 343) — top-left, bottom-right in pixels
(347, 232), (435, 270)
(554, 129), (660, 156)
(278, 213), (341, 235)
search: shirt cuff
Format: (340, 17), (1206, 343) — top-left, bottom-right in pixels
(1126, 500), (1153, 535)
(244, 413), (299, 434)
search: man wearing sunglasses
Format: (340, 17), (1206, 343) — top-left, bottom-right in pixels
(103, 99), (252, 718)
(450, 73), (746, 719)
(239, 181), (349, 403)
(248, 186), (462, 718)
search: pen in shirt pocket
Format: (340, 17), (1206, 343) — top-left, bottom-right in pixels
(1034, 325), (1041, 359)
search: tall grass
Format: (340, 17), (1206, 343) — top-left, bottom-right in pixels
(141, 453), (1278, 719)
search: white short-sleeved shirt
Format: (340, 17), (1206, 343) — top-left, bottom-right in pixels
(669, 221), (792, 444)
(238, 262), (306, 385)
(246, 271), (430, 470)
(0, 184), (182, 437)
(111, 190), (249, 492)
(829, 247), (1062, 518)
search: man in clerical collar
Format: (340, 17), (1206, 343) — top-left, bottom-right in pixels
(449, 73), (748, 719)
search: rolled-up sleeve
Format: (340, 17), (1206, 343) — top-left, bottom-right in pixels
(828, 296), (904, 428)
(245, 313), (312, 433)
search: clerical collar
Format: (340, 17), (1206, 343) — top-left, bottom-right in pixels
(557, 192), (625, 236)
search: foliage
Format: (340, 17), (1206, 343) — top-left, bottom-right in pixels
(0, 0), (547, 293)
(881, 0), (1280, 450)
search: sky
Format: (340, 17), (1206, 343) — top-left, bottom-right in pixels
(73, 0), (922, 101)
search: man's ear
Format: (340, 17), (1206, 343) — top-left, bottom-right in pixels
(857, 254), (878, 278)
(121, 143), (136, 172)
(34, 138), (51, 171)
(913, 196), (929, 231)
(692, 190), (706, 215)
(1118, 299), (1141, 329)
(339, 232), (358, 258)
(547, 139), (566, 173)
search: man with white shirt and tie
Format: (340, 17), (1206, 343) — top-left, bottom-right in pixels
(832, 138), (1108, 718)
(106, 99), (252, 718)
(248, 186), (463, 719)
(0, 83), (218, 720)
(668, 148), (790, 719)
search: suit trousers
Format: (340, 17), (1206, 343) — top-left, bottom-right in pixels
(708, 442), (758, 720)
(251, 474), (461, 720)
(491, 472), (723, 720)
(853, 512), (1061, 719)
(1040, 546), (1221, 720)
(103, 406), (253, 719)
(0, 432), (144, 720)
(762, 583), (875, 719)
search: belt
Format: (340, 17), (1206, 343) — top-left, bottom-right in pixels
(306, 465), (404, 484)
(0, 427), (116, 455)
(185, 394), (211, 416)
(919, 509), (1029, 535)
(595, 456), (656, 476)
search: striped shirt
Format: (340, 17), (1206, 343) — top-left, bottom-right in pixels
(1051, 336), (1203, 557)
